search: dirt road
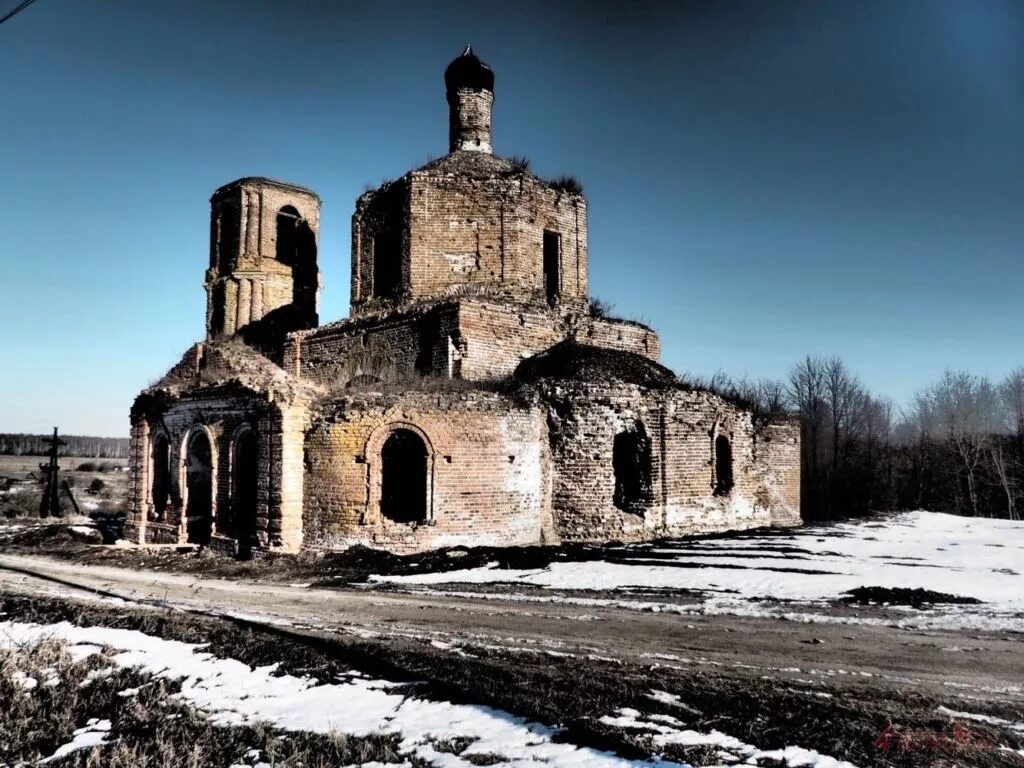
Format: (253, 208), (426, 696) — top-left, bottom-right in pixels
(1, 552), (1020, 709)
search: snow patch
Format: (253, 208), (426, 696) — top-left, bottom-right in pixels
(40, 718), (111, 763)
(0, 620), (687, 768)
(600, 707), (858, 767)
(372, 511), (1024, 631)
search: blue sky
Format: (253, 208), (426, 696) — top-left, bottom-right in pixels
(1, 0), (1021, 437)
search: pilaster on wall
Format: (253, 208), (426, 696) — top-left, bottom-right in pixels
(125, 418), (149, 543)
(269, 404), (308, 552)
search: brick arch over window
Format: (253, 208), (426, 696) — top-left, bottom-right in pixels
(364, 423), (436, 526)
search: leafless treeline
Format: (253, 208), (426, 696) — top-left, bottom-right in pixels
(688, 360), (1024, 520)
(0, 434), (130, 459)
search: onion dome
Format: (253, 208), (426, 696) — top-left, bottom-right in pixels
(445, 44), (494, 93)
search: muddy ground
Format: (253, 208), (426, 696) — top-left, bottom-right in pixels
(0, 549), (1022, 767)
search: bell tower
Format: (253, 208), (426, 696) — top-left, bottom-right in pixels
(205, 178), (321, 343)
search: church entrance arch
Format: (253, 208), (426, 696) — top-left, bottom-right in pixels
(184, 430), (214, 545)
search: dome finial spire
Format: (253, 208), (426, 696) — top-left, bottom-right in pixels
(462, 43), (473, 56)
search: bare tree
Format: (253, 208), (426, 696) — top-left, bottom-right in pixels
(929, 371), (999, 516)
(1000, 368), (1024, 449)
(757, 379), (789, 415)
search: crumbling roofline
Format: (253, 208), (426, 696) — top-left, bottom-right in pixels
(211, 177), (321, 202)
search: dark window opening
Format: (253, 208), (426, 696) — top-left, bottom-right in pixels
(276, 206), (301, 266)
(380, 429), (428, 524)
(415, 313), (440, 374)
(543, 230), (561, 305)
(150, 434), (170, 520)
(233, 430), (259, 554)
(185, 431), (214, 545)
(218, 203), (240, 273)
(613, 422), (652, 515)
(714, 435), (734, 496)
(210, 283), (226, 336)
(373, 229), (401, 300)
(292, 218), (318, 325)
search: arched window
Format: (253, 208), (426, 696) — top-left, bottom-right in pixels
(150, 433), (170, 520)
(714, 434), (734, 496)
(276, 205), (301, 265)
(185, 430), (214, 545)
(613, 421), (652, 515)
(232, 429), (259, 549)
(380, 429), (428, 524)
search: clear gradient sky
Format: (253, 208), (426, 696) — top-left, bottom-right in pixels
(1, 1), (1021, 436)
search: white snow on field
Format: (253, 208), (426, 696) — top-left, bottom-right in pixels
(0, 619), (858, 768)
(1, 620), (673, 767)
(600, 707), (858, 768)
(371, 512), (1024, 631)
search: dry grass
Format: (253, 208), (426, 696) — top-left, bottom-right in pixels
(0, 631), (427, 767)
(0, 453), (128, 523)
(2, 594), (1022, 767)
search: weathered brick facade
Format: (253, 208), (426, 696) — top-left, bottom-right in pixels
(126, 47), (800, 556)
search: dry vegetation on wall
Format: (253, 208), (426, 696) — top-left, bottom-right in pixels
(548, 174), (584, 195)
(688, 358), (1024, 521)
(588, 297), (616, 319)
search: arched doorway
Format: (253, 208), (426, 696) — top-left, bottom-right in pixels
(380, 428), (428, 524)
(233, 429), (259, 556)
(150, 432), (170, 520)
(714, 434), (734, 496)
(613, 421), (652, 515)
(185, 431), (214, 545)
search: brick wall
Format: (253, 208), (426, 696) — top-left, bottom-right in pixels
(283, 297), (660, 388)
(534, 382), (798, 543)
(303, 391), (550, 553)
(284, 302), (462, 387)
(350, 170), (587, 316)
(449, 88), (493, 152)
(753, 416), (802, 527)
(458, 301), (660, 380)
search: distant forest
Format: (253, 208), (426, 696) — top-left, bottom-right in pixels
(0, 434), (129, 459)
(691, 361), (1024, 521)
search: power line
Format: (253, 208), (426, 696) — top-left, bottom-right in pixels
(0, 0), (39, 26)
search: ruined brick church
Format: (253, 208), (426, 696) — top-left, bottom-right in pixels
(126, 47), (800, 555)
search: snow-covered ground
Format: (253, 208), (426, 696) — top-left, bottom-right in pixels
(0, 619), (856, 768)
(371, 512), (1024, 632)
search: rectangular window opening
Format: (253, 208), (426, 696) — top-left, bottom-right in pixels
(543, 230), (561, 305)
(372, 230), (401, 300)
